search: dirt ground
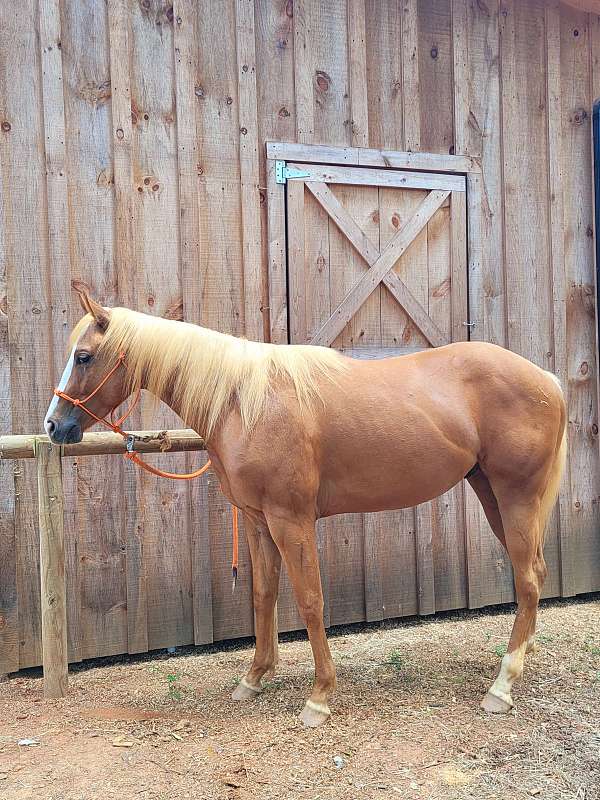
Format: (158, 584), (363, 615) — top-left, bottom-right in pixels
(0, 596), (599, 800)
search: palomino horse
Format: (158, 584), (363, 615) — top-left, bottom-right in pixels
(45, 287), (566, 727)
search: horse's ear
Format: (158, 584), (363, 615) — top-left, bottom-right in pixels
(163, 296), (183, 321)
(71, 280), (110, 330)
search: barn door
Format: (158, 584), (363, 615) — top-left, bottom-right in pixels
(282, 162), (469, 627)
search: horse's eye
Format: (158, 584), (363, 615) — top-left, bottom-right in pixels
(76, 352), (91, 365)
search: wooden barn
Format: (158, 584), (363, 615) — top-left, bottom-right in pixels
(1, 0), (599, 676)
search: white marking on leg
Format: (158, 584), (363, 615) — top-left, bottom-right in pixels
(526, 634), (538, 654)
(305, 699), (331, 716)
(488, 641), (527, 706)
(239, 677), (261, 693)
(44, 345), (77, 433)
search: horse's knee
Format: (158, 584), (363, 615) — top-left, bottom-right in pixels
(534, 556), (548, 585)
(516, 575), (540, 609)
(253, 587), (277, 614)
(296, 591), (324, 627)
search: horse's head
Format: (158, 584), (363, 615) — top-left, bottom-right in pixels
(44, 285), (130, 444)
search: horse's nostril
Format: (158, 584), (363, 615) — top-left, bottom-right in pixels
(47, 419), (56, 435)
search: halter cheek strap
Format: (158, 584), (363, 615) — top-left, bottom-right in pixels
(53, 352), (239, 588)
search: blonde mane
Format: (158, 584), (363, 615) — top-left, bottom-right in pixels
(71, 308), (346, 436)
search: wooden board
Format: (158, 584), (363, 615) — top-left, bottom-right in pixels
(129, 0), (193, 653)
(560, 3), (600, 595)
(419, 0), (453, 154)
(0, 133), (18, 674)
(0, 0), (53, 669)
(293, 0), (351, 146)
(61, 0), (127, 662)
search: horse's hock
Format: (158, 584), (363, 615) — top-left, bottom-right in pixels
(1, 0), (599, 693)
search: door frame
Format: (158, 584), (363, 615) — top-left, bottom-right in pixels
(265, 141), (483, 350)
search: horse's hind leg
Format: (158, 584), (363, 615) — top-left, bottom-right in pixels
(232, 513), (281, 701)
(481, 491), (544, 713)
(469, 468), (543, 656)
(467, 468), (506, 548)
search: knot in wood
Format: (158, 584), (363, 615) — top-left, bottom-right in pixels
(572, 108), (588, 126)
(315, 71), (331, 93)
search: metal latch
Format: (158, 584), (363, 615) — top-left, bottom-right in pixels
(275, 160), (311, 184)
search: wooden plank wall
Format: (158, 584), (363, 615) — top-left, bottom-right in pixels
(1, 0), (599, 672)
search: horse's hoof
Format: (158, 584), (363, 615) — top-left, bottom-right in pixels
(300, 700), (331, 728)
(480, 691), (513, 714)
(232, 677), (261, 701)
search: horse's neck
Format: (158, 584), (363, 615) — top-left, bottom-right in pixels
(136, 325), (238, 440)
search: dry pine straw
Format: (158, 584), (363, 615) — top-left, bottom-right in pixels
(0, 595), (598, 800)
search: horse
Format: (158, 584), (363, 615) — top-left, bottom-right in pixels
(44, 286), (567, 727)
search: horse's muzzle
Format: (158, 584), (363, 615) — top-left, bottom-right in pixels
(45, 416), (83, 445)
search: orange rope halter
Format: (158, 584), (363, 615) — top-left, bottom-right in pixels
(54, 352), (240, 588)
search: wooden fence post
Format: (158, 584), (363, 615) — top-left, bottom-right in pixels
(35, 439), (67, 698)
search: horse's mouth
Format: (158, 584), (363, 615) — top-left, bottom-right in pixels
(46, 418), (83, 445)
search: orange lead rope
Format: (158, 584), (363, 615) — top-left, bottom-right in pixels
(54, 353), (240, 589)
(231, 505), (239, 591)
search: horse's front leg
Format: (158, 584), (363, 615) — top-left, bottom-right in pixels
(264, 510), (335, 728)
(232, 512), (281, 701)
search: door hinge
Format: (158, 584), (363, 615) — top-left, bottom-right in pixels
(275, 160), (311, 184)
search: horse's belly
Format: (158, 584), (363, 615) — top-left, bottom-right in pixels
(316, 402), (477, 517)
(318, 459), (469, 517)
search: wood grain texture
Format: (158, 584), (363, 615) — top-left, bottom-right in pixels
(451, 0), (471, 156)
(37, 442), (68, 697)
(402, 0), (421, 151)
(266, 141), (478, 172)
(418, 0), (453, 154)
(236, 0), (264, 342)
(545, 1), (573, 599)
(293, 0), (351, 147)
(255, 0), (296, 342)
(291, 163), (465, 190)
(467, 0), (505, 347)
(365, 0), (404, 151)
(61, 0), (126, 663)
(347, 0), (369, 147)
(173, 0), (214, 645)
(129, 0), (193, 652)
(107, 0), (148, 657)
(39, 0), (81, 664)
(560, 3), (600, 595)
(1, 0), (52, 669)
(0, 142), (18, 674)
(267, 159), (288, 343)
(309, 189), (449, 347)
(306, 180), (449, 346)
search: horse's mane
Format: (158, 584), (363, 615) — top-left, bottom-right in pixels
(71, 308), (346, 435)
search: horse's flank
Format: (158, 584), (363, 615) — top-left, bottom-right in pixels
(70, 309), (346, 436)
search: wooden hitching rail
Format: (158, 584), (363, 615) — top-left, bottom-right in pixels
(0, 429), (205, 698)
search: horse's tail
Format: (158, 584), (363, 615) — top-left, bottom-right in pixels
(539, 372), (568, 539)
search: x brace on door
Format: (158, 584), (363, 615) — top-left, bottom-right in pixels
(302, 183), (450, 348)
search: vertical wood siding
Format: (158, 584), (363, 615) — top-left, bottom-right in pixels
(0, 0), (599, 671)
